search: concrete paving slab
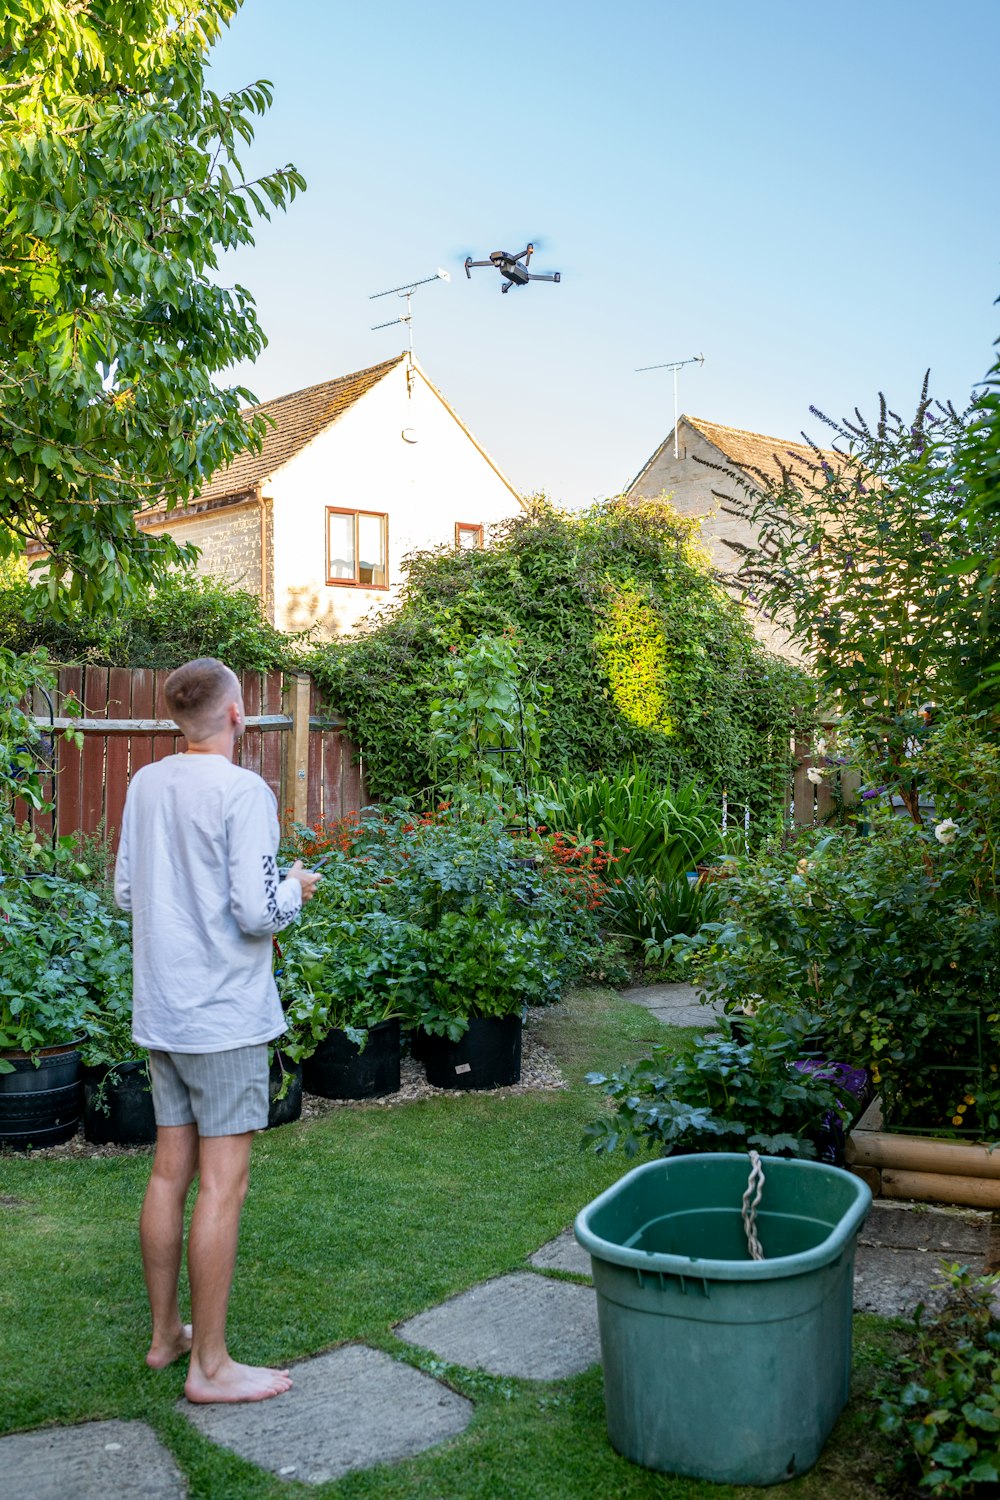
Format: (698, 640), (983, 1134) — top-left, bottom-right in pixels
(529, 1228), (592, 1278)
(395, 1271), (600, 1379)
(181, 1344), (471, 1487)
(618, 981), (724, 1028)
(854, 1200), (993, 1317)
(0, 1419), (185, 1499)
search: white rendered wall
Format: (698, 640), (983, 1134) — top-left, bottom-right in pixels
(268, 362), (523, 637)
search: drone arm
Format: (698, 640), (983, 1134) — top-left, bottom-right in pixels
(525, 272), (561, 283)
(465, 259), (493, 274)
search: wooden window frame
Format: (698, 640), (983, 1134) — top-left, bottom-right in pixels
(325, 507), (390, 589)
(455, 521), (485, 550)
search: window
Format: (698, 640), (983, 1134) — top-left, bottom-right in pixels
(326, 508), (388, 587)
(455, 522), (484, 550)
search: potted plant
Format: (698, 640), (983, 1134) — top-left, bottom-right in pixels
(0, 875), (128, 1148)
(277, 912), (421, 1100)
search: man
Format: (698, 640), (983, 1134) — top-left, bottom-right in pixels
(115, 657), (320, 1403)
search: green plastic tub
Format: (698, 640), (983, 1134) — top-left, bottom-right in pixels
(574, 1153), (872, 1486)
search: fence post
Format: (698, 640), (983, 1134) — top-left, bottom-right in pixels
(284, 673), (312, 827)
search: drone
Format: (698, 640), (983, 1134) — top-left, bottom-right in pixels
(464, 243), (561, 294)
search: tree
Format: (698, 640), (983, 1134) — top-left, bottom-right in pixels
(726, 381), (998, 817)
(0, 1), (304, 617)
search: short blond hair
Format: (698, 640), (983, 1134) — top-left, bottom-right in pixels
(164, 658), (240, 738)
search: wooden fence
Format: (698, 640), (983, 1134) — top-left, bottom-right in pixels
(22, 667), (367, 851)
(785, 723), (860, 830)
(21, 670), (849, 849)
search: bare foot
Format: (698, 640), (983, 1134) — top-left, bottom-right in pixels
(184, 1357), (293, 1404)
(146, 1323), (193, 1370)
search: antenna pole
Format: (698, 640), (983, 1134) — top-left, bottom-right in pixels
(635, 354), (705, 460)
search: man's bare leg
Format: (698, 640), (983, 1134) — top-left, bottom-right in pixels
(184, 1131), (292, 1404)
(141, 1123), (199, 1368)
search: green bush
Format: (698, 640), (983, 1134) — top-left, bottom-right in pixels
(877, 1263), (1000, 1496)
(309, 500), (812, 826)
(278, 806), (608, 1047)
(583, 1012), (853, 1160)
(0, 571), (303, 671)
(693, 811), (1000, 1136)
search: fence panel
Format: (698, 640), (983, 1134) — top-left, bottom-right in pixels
(25, 667), (366, 851)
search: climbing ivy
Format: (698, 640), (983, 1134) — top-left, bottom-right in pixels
(309, 499), (813, 827)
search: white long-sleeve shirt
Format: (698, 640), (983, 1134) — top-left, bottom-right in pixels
(114, 754), (301, 1053)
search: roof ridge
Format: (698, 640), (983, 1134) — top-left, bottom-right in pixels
(684, 413), (835, 456)
(242, 353), (406, 418)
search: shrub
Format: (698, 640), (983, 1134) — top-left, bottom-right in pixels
(0, 571), (303, 671)
(693, 812), (1000, 1136)
(309, 500), (812, 826)
(877, 1263), (1000, 1496)
(582, 1013), (854, 1160)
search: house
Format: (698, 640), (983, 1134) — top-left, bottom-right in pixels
(138, 353), (525, 637)
(626, 414), (838, 659)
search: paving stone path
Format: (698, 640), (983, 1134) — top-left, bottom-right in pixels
(2, 983), (995, 1495)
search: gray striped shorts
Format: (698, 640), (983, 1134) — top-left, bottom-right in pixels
(148, 1044), (270, 1136)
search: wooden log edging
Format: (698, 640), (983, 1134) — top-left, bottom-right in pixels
(847, 1127), (1000, 1209)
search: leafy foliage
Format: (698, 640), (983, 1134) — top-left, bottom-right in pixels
(543, 762), (728, 882)
(278, 806), (609, 1047)
(428, 632), (551, 822)
(309, 500), (812, 828)
(0, 1), (304, 615)
(582, 1013), (853, 1160)
(878, 1263), (1000, 1496)
(692, 810), (1000, 1135)
(725, 382), (999, 814)
(0, 873), (131, 1067)
(950, 323), (1000, 712)
(0, 571), (302, 670)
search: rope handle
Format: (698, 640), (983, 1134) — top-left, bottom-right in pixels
(741, 1150), (766, 1261)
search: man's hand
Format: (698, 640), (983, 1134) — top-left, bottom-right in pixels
(288, 860), (322, 903)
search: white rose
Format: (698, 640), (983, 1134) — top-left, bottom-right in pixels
(934, 819), (958, 845)
(806, 766), (826, 785)
(815, 738), (827, 758)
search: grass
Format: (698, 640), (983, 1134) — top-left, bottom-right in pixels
(0, 988), (907, 1499)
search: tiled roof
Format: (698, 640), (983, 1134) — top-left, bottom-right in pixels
(195, 354), (406, 503)
(684, 415), (839, 487)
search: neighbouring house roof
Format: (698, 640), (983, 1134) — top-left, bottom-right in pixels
(683, 415), (839, 487)
(629, 413), (840, 496)
(195, 353), (407, 504)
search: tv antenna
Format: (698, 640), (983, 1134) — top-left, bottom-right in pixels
(636, 353), (705, 459)
(370, 268), (450, 368)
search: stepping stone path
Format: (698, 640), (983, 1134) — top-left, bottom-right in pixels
(5, 983), (996, 1493)
(395, 1270), (599, 1379)
(181, 1343), (472, 1486)
(0, 1418), (185, 1499)
(618, 980), (724, 1028)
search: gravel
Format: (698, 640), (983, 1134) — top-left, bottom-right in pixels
(1, 1016), (566, 1161)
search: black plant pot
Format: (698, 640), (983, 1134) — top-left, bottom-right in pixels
(267, 1053), (303, 1128)
(303, 1019), (401, 1101)
(0, 1044), (83, 1149)
(83, 1060), (156, 1147)
(422, 1014), (522, 1091)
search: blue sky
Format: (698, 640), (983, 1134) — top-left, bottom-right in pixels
(207, 0), (1000, 507)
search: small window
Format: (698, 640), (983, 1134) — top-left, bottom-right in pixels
(455, 522), (484, 550)
(326, 508), (388, 587)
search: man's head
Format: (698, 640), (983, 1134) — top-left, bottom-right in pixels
(164, 658), (244, 743)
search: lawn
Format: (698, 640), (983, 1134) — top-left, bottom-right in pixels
(0, 987), (905, 1500)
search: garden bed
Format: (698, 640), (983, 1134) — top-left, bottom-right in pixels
(847, 1098), (1000, 1209)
